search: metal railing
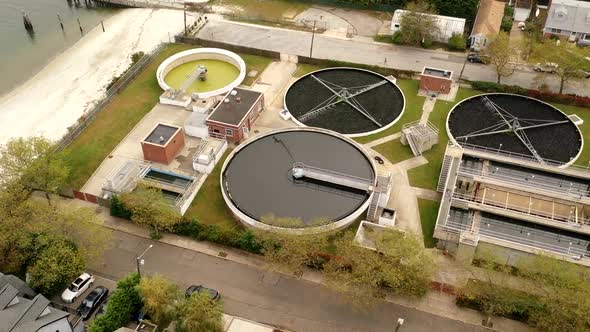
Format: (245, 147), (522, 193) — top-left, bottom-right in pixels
(451, 192), (590, 227)
(55, 43), (167, 152)
(292, 162), (373, 191)
(454, 142), (590, 172)
(458, 165), (590, 199)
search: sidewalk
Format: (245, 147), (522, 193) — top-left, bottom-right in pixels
(61, 197), (529, 331)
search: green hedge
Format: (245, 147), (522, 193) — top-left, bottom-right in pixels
(456, 280), (543, 322)
(89, 273), (142, 332)
(469, 80), (590, 107)
(448, 33), (467, 51)
(110, 195), (263, 254)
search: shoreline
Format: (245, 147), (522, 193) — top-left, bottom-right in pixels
(0, 8), (195, 145)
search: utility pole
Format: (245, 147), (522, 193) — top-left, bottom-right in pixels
(458, 53), (469, 82)
(136, 244), (153, 279)
(183, 4), (187, 36)
(309, 20), (317, 58)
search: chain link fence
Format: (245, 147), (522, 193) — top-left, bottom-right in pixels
(55, 43), (166, 152)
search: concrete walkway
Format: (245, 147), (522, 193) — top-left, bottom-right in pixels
(364, 132), (401, 148)
(59, 197), (528, 331)
(413, 187), (442, 202)
(419, 97), (437, 125)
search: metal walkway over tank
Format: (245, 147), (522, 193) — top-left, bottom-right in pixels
(292, 162), (373, 192)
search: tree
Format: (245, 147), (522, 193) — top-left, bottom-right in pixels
(121, 184), (182, 239)
(429, 0), (478, 22)
(27, 235), (85, 296)
(258, 230), (329, 275)
(323, 230), (434, 307)
(527, 0), (539, 21)
(534, 42), (590, 93)
(138, 275), (180, 327)
(176, 291), (224, 332)
(459, 250), (520, 327)
(399, 0), (439, 47)
(448, 33), (467, 51)
(486, 32), (516, 84)
(90, 273), (142, 332)
(520, 19), (544, 61)
(0, 136), (69, 203)
(517, 255), (590, 332)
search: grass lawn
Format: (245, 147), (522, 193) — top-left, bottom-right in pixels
(374, 35), (394, 44)
(407, 87), (481, 190)
(355, 79), (425, 144)
(418, 199), (439, 248)
(373, 139), (414, 164)
(240, 53), (274, 86)
(63, 43), (194, 189)
(293, 64), (326, 77)
(63, 44), (272, 190)
(184, 150), (237, 227)
(549, 103), (590, 167)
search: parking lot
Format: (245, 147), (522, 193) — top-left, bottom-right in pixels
(51, 274), (117, 330)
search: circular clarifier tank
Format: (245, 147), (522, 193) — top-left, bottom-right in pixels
(156, 48), (246, 98)
(221, 128), (377, 234)
(447, 93), (583, 167)
(284, 67), (405, 137)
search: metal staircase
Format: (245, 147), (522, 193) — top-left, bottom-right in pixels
(406, 131), (421, 156)
(437, 155), (453, 192)
(366, 192), (381, 221)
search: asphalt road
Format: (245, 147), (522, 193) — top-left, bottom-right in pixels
(89, 229), (491, 332)
(197, 20), (590, 96)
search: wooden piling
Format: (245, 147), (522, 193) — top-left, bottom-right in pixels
(77, 17), (83, 34)
(57, 14), (64, 30)
(22, 12), (34, 32)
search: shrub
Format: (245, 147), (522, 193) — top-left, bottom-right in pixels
(89, 273), (142, 332)
(456, 281), (544, 322)
(501, 16), (513, 32)
(392, 31), (403, 45)
(110, 195), (132, 219)
(421, 36), (433, 49)
(448, 33), (467, 51)
(173, 219), (263, 254)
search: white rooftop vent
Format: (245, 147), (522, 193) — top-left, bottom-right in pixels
(159, 136), (165, 143)
(224, 98), (230, 103)
(230, 90), (238, 96)
(568, 114), (584, 126)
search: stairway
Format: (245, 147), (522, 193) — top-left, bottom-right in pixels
(366, 192), (381, 221)
(437, 155), (453, 192)
(406, 131), (421, 156)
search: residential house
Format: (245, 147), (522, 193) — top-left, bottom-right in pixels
(544, 0), (590, 45)
(0, 273), (36, 299)
(469, 0), (506, 51)
(0, 284), (73, 332)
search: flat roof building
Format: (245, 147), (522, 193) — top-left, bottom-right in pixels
(391, 10), (466, 43)
(141, 124), (185, 165)
(206, 87), (264, 143)
(420, 67), (453, 95)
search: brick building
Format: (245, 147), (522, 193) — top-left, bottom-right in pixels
(141, 124), (185, 164)
(420, 67), (453, 94)
(206, 87), (264, 143)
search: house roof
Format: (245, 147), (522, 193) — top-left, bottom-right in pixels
(207, 88), (263, 127)
(545, 0), (590, 33)
(0, 273), (35, 299)
(0, 285), (70, 332)
(471, 0), (505, 37)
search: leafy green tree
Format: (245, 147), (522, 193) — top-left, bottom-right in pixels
(517, 255), (590, 332)
(323, 230), (434, 307)
(138, 275), (180, 327)
(90, 273), (142, 332)
(429, 0), (478, 22)
(448, 33), (467, 51)
(534, 42), (590, 93)
(27, 235), (85, 296)
(459, 250), (519, 327)
(176, 291), (224, 332)
(258, 230), (329, 275)
(399, 0), (439, 47)
(0, 136), (69, 203)
(486, 32), (516, 84)
(121, 184), (182, 239)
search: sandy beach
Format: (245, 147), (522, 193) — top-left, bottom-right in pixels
(0, 8), (195, 145)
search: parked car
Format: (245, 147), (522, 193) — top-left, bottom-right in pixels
(94, 296), (109, 319)
(467, 53), (489, 64)
(61, 273), (95, 303)
(185, 285), (220, 301)
(77, 286), (109, 320)
(534, 62), (559, 73)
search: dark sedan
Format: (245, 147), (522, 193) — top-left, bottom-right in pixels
(77, 286), (109, 320)
(467, 53), (489, 64)
(185, 285), (220, 301)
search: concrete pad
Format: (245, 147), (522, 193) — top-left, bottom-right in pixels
(364, 132), (401, 148)
(413, 187), (442, 202)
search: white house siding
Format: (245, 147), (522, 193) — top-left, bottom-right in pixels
(390, 9), (466, 43)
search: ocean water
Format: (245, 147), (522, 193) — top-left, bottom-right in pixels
(0, 0), (116, 96)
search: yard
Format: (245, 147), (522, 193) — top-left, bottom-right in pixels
(63, 43), (272, 190)
(418, 199), (439, 248)
(184, 150), (237, 227)
(550, 103), (590, 167)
